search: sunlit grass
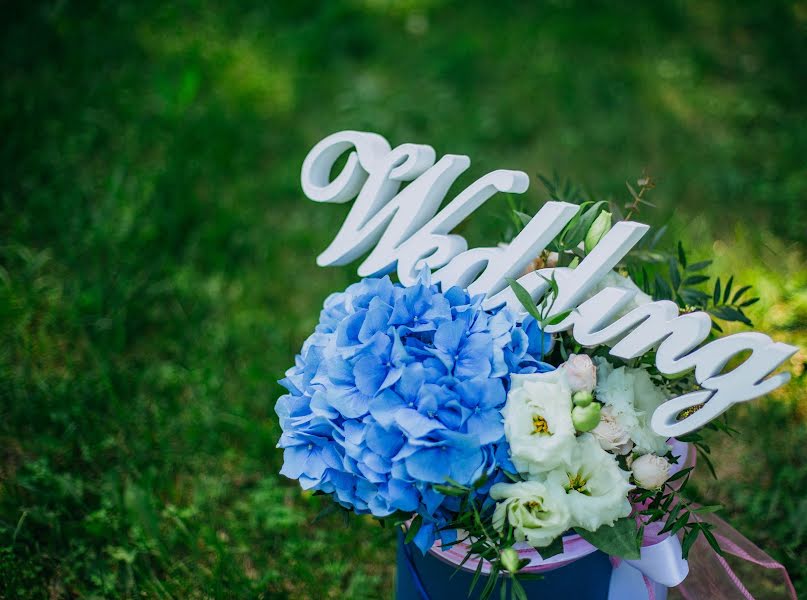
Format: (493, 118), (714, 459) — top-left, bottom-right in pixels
(138, 18), (295, 118)
(1, 1), (805, 598)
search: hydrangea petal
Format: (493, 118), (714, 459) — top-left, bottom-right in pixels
(276, 272), (554, 554)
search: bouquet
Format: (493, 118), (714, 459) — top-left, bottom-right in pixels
(276, 131), (797, 599)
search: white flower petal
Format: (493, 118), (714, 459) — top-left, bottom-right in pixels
(593, 357), (671, 456)
(546, 434), (633, 532)
(491, 480), (572, 548)
(503, 372), (577, 474)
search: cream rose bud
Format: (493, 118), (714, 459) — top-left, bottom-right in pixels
(593, 356), (671, 456)
(632, 454), (672, 490)
(491, 480), (572, 548)
(591, 407), (633, 455)
(564, 354), (597, 393)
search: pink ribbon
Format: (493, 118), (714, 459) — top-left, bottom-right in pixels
(672, 510), (797, 600)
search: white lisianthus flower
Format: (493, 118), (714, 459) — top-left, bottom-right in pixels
(563, 354), (597, 393)
(632, 454), (672, 490)
(593, 357), (671, 456)
(490, 480), (572, 548)
(502, 372), (577, 474)
(591, 406), (633, 455)
(546, 434), (633, 532)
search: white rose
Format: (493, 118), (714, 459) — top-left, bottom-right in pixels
(591, 406), (633, 455)
(503, 372), (577, 474)
(491, 480), (572, 548)
(545, 434), (633, 532)
(632, 454), (672, 490)
(593, 357), (671, 456)
(563, 354), (597, 393)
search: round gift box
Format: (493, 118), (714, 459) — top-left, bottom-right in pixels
(395, 440), (691, 599)
(396, 531), (613, 599)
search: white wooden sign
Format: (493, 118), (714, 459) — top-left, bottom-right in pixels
(300, 130), (798, 437)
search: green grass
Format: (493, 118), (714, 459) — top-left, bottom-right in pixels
(1, 1), (805, 598)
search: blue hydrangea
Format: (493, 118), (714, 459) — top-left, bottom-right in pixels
(276, 272), (553, 552)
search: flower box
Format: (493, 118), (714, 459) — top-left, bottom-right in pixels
(395, 531), (669, 599)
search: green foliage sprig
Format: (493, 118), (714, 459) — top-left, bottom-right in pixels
(508, 172), (761, 335)
(429, 475), (540, 600)
(506, 273), (571, 330)
(626, 241), (759, 333)
(630, 467), (724, 559)
(432, 474), (643, 600)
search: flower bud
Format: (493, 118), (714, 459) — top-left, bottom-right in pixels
(591, 406), (633, 455)
(584, 210), (612, 253)
(632, 454), (672, 490)
(500, 547), (521, 573)
(564, 354), (597, 393)
(572, 390), (593, 407)
(572, 403), (601, 432)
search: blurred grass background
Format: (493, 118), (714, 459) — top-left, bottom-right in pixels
(1, 1), (805, 598)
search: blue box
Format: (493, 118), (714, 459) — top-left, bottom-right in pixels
(395, 532), (614, 600)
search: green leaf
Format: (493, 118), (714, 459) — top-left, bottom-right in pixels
(654, 274), (672, 300)
(574, 518), (641, 560)
(669, 259), (681, 291)
(682, 527), (700, 559)
(480, 562), (499, 600)
(503, 470), (520, 483)
(434, 484), (467, 497)
(468, 556), (484, 596)
(732, 285), (752, 303)
(680, 288), (710, 307)
(683, 275), (709, 286)
(677, 241), (687, 268)
(723, 275), (734, 304)
(660, 503), (683, 534)
(713, 277), (721, 306)
(710, 305), (753, 326)
(514, 210), (533, 227)
(506, 278), (542, 322)
(445, 478), (471, 490)
(686, 260), (712, 272)
(697, 448), (718, 479)
(692, 505), (722, 514)
(472, 471), (489, 490)
(511, 578), (528, 600)
(545, 309), (573, 326)
(701, 526), (723, 555)
(740, 297), (759, 308)
(536, 536), (564, 559)
(404, 515), (422, 545)
(649, 224), (668, 249)
(667, 467), (694, 482)
(516, 573), (545, 582)
(669, 512), (690, 536)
